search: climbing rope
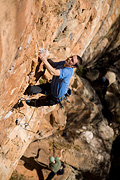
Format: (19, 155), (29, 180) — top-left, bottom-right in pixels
(14, 97), (39, 135)
(52, 131), (55, 157)
(15, 97), (64, 162)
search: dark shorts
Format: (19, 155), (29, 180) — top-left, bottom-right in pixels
(25, 83), (60, 107)
(46, 163), (65, 180)
(24, 82), (51, 95)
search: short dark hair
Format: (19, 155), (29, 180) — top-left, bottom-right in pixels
(74, 55), (82, 67)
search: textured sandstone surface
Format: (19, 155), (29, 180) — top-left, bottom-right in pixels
(13, 75), (115, 180)
(0, 0), (120, 180)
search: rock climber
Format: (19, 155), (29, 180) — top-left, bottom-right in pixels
(24, 51), (82, 108)
(46, 149), (65, 180)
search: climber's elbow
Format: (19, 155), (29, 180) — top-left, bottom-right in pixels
(51, 69), (60, 76)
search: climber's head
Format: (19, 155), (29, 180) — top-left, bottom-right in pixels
(64, 55), (82, 68)
(49, 156), (55, 163)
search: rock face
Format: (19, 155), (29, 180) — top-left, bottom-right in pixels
(12, 75), (115, 180)
(0, 0), (120, 180)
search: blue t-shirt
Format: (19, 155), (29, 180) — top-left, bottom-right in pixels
(51, 61), (74, 98)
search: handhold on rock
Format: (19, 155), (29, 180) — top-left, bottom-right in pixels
(39, 48), (49, 58)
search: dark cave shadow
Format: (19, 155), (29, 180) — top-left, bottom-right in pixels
(25, 96), (55, 107)
(107, 135), (120, 180)
(83, 15), (120, 68)
(76, 170), (102, 180)
(20, 148), (50, 180)
(94, 85), (113, 123)
(34, 57), (46, 82)
(83, 75), (113, 124)
(27, 57), (46, 83)
(100, 97), (113, 122)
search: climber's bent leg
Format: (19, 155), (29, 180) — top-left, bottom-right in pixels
(24, 82), (51, 95)
(26, 94), (59, 107)
(24, 85), (42, 95)
(46, 171), (55, 180)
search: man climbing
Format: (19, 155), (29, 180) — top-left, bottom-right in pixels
(25, 51), (82, 108)
(46, 149), (65, 180)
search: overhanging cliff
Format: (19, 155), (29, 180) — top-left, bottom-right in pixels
(0, 0), (120, 180)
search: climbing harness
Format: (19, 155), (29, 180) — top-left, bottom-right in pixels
(57, 88), (72, 109)
(49, 88), (72, 109)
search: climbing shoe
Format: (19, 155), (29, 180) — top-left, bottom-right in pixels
(26, 99), (36, 107)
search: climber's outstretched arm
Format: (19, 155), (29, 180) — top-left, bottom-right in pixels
(47, 59), (54, 67)
(59, 149), (64, 160)
(39, 53), (60, 76)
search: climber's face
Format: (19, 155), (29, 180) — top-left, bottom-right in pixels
(64, 55), (78, 68)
